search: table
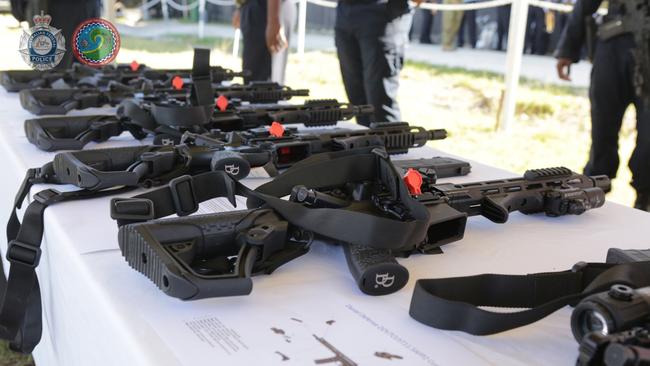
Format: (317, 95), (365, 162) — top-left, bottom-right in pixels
(0, 89), (648, 366)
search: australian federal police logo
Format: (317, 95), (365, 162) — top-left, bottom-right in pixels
(72, 18), (120, 66)
(18, 13), (65, 71)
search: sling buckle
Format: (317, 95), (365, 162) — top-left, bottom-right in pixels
(110, 198), (155, 221)
(33, 189), (63, 205)
(169, 175), (198, 216)
(7, 240), (41, 268)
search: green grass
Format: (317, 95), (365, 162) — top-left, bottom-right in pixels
(121, 34), (234, 54)
(406, 58), (588, 96)
(0, 343), (32, 366)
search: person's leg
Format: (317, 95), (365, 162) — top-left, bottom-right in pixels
(451, 10), (464, 48)
(631, 101), (650, 210)
(619, 38), (650, 209)
(271, 0), (296, 84)
(584, 40), (631, 184)
(358, 7), (412, 122)
(409, 11), (416, 41)
(457, 12), (467, 47)
(532, 8), (547, 55)
(496, 5), (510, 51)
(240, 0), (272, 83)
(442, 1), (463, 50)
(420, 9), (433, 44)
(524, 7), (536, 54)
(335, 3), (370, 125)
(467, 9), (477, 48)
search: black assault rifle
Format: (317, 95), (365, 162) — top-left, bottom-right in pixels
(180, 122), (447, 177)
(291, 166), (610, 295)
(44, 122), (448, 183)
(1, 63), (248, 92)
(24, 99), (374, 151)
(112, 150), (607, 301)
(19, 81), (310, 115)
(209, 99), (375, 131)
(111, 148), (469, 300)
(19, 82), (190, 115)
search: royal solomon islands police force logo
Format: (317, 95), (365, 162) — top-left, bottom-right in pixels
(72, 18), (120, 66)
(18, 13), (66, 71)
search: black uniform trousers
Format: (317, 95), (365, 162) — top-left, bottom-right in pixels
(335, 2), (412, 125)
(409, 8), (434, 44)
(457, 9), (477, 48)
(525, 6), (548, 55)
(240, 0), (271, 83)
(496, 4), (511, 51)
(586, 34), (650, 194)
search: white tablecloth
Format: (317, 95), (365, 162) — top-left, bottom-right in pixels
(0, 89), (648, 366)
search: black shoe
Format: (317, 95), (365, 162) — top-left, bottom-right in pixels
(635, 193), (650, 212)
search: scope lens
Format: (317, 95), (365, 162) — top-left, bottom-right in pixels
(578, 310), (609, 337)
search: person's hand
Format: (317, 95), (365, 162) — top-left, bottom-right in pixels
(232, 8), (240, 29)
(266, 18), (286, 54)
(556, 58), (572, 81)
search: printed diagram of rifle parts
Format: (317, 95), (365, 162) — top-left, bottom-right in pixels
(270, 317), (404, 364)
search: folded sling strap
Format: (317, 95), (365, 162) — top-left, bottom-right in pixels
(113, 147), (431, 252)
(1, 165), (133, 353)
(0, 144), (199, 353)
(250, 148), (431, 251)
(146, 48), (215, 129)
(409, 261), (650, 335)
(111, 171), (243, 226)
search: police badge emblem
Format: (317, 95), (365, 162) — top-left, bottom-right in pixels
(18, 12), (66, 71)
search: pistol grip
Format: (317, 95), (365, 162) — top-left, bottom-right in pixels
(343, 245), (408, 296)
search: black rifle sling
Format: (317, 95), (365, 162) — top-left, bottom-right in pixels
(189, 48), (213, 107)
(0, 166), (132, 353)
(409, 261), (650, 335)
(111, 171), (241, 227)
(148, 48), (214, 128)
(113, 148), (430, 251)
(251, 148), (430, 250)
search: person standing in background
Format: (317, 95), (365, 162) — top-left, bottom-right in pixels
(496, 4), (510, 51)
(270, 0), (295, 83)
(525, 5), (549, 55)
(441, 0), (463, 51)
(555, 0), (650, 211)
(549, 0), (572, 52)
(335, 0), (412, 125)
(457, 1), (477, 48)
(409, 7), (435, 44)
(232, 0), (295, 84)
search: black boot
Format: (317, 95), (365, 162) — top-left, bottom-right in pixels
(635, 192), (650, 212)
